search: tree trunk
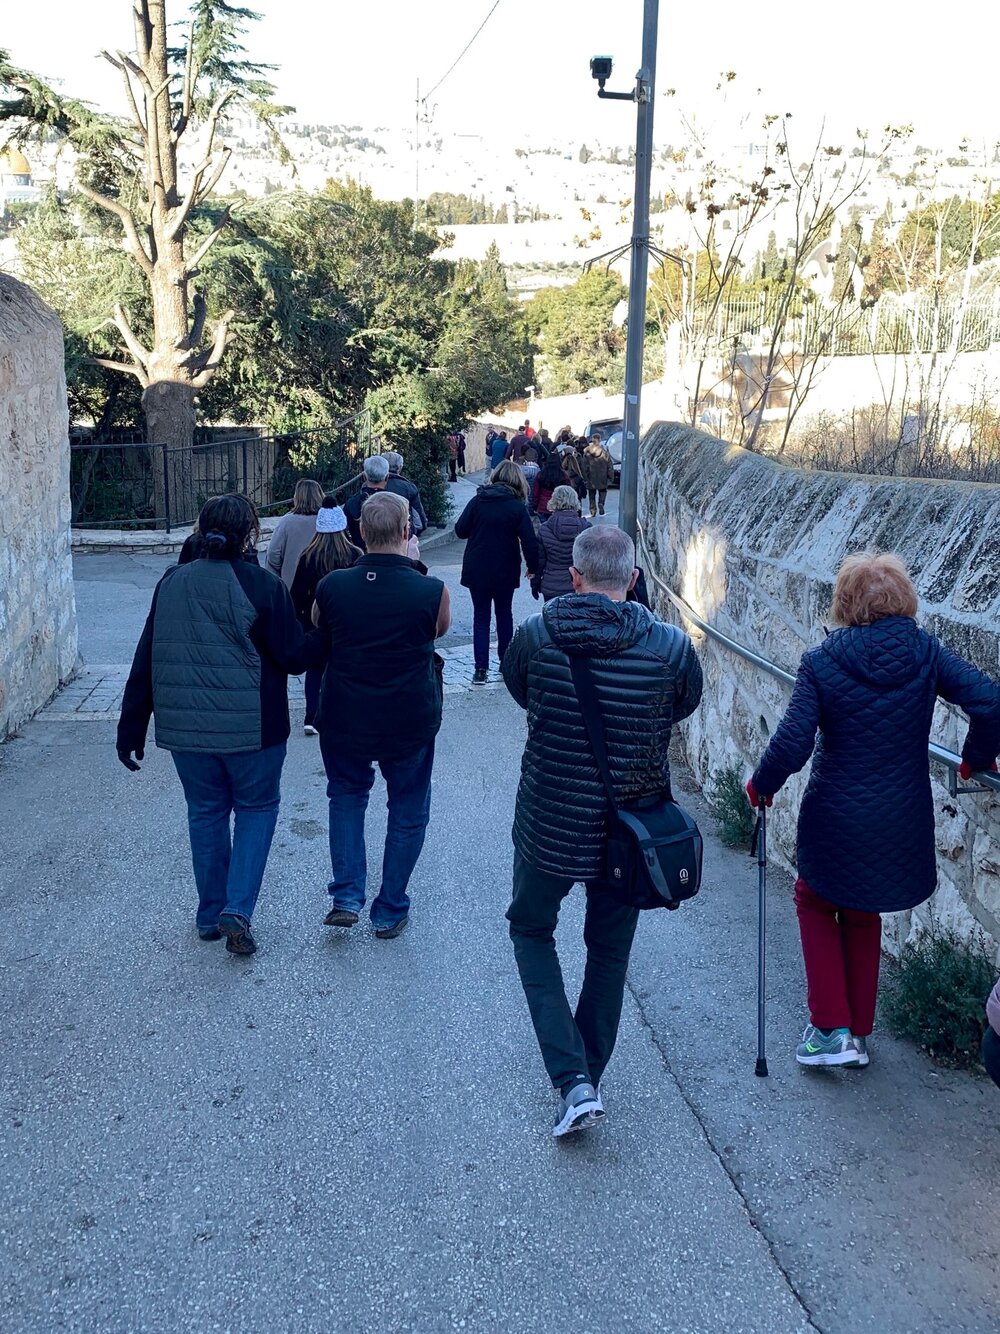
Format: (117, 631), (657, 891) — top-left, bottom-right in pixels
(143, 380), (198, 527)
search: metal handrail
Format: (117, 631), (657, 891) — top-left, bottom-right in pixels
(636, 521), (1000, 796)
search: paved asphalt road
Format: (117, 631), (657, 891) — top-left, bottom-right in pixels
(3, 486), (1000, 1332)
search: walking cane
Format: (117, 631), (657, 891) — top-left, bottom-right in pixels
(751, 803), (769, 1077)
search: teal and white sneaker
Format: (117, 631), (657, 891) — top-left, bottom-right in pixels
(795, 1024), (862, 1067)
(852, 1036), (870, 1068)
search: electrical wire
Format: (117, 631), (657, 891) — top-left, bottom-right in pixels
(421, 0), (504, 105)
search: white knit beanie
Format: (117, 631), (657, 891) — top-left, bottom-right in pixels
(316, 505), (347, 533)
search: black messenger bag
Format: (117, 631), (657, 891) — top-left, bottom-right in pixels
(569, 656), (703, 911)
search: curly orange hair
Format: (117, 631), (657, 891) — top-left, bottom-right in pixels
(831, 552), (918, 627)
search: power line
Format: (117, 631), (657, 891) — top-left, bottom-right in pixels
(421, 0), (503, 105)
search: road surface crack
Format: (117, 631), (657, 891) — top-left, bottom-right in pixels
(625, 976), (824, 1333)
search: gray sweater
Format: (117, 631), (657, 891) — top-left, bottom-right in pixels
(266, 512), (317, 588)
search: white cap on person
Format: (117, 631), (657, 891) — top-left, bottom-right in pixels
(316, 501), (347, 533)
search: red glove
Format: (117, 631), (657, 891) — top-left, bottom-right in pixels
(959, 760), (999, 782)
(745, 779), (772, 809)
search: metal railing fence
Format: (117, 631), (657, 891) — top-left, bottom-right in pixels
(636, 522), (1000, 797)
(70, 411), (373, 532)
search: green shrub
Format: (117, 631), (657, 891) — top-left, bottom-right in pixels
(882, 926), (997, 1067)
(707, 763), (756, 849)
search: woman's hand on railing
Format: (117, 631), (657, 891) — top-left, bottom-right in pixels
(746, 779), (772, 809)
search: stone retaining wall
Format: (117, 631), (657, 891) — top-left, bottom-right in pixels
(639, 422), (1000, 954)
(0, 275), (78, 738)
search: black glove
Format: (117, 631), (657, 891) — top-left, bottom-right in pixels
(117, 744), (145, 772)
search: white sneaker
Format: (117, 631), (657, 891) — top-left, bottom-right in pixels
(303, 724), (318, 736)
(553, 1082), (602, 1137)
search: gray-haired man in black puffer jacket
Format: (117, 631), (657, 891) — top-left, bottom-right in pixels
(502, 525), (702, 1137)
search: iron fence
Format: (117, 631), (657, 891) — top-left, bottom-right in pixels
(70, 411), (373, 531)
(691, 290), (1000, 358)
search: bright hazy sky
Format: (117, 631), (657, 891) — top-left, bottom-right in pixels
(3, 0), (998, 150)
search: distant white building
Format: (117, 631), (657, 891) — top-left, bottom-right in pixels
(1, 148), (43, 210)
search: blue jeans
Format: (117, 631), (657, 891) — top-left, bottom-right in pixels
(470, 586), (515, 672)
(321, 739), (435, 929)
(171, 743), (286, 928)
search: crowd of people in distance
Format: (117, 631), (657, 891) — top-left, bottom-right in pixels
(484, 421), (616, 520)
(117, 437), (1000, 1137)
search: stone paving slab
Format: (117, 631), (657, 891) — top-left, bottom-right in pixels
(39, 644), (504, 721)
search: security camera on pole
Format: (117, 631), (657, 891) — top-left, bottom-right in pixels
(590, 0), (659, 543)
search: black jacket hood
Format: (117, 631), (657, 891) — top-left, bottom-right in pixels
(542, 593), (653, 658)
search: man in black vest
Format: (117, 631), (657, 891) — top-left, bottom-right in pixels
(313, 492), (451, 939)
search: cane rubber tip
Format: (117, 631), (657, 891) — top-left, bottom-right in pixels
(755, 1059), (769, 1078)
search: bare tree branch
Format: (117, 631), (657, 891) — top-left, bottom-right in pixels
(166, 91), (236, 240)
(101, 49), (147, 139)
(187, 292), (207, 348)
(183, 204), (233, 277)
(76, 181), (154, 277)
(167, 148), (232, 244)
(173, 20), (196, 142)
(112, 302), (152, 369)
(190, 310), (237, 388)
(92, 355), (149, 386)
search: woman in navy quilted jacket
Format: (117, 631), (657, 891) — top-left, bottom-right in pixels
(748, 553), (1000, 1070)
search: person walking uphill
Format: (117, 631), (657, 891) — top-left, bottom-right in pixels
(266, 478), (324, 587)
(748, 552), (1000, 1070)
(313, 492), (451, 939)
(117, 495), (326, 957)
(455, 460), (538, 685)
(582, 438), (614, 517)
(503, 526), (703, 1136)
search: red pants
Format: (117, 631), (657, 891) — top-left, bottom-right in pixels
(794, 878), (882, 1037)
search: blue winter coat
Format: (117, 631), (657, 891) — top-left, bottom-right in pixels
(752, 616), (1000, 913)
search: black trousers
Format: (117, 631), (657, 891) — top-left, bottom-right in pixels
(507, 851), (640, 1093)
(983, 1027), (1000, 1090)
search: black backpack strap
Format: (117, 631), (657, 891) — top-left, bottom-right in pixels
(568, 655), (619, 816)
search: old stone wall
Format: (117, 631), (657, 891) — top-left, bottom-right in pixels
(639, 422), (1000, 954)
(0, 274), (78, 738)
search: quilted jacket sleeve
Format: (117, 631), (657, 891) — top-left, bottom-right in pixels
(936, 648), (1000, 771)
(502, 623), (530, 709)
(752, 655), (822, 798)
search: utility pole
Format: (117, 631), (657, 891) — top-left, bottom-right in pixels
(619, 0), (659, 542)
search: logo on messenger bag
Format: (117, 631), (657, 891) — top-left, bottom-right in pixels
(680, 868), (689, 884)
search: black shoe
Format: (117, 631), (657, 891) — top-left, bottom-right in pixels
(198, 926), (222, 942)
(472, 668), (488, 685)
(218, 912), (257, 956)
(375, 916), (409, 940)
(324, 906), (360, 928)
